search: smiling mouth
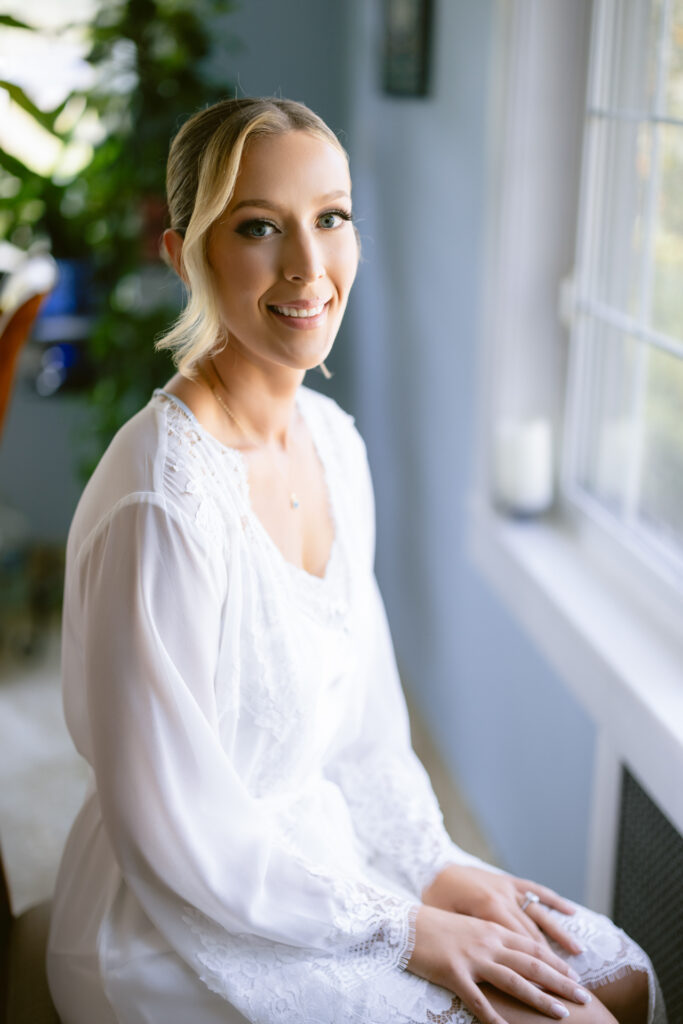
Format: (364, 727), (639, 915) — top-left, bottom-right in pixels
(268, 302), (327, 319)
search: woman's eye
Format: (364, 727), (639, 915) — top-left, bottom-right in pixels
(237, 219), (277, 239)
(318, 210), (351, 230)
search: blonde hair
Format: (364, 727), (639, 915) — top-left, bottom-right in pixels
(156, 97), (347, 376)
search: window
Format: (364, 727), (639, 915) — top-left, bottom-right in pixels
(563, 0), (683, 587)
(471, 1), (683, 905)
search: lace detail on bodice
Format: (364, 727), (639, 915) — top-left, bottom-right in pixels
(156, 390), (247, 536)
(154, 389), (352, 626)
(153, 389), (357, 796)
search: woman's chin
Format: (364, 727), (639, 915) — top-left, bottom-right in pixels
(281, 339), (337, 374)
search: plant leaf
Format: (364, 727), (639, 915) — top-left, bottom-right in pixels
(0, 81), (68, 134)
(0, 15), (33, 30)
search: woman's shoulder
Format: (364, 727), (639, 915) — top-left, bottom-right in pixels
(298, 386), (374, 559)
(298, 384), (367, 466)
(68, 391), (242, 562)
(298, 382), (354, 427)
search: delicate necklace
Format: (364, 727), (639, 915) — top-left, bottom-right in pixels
(199, 360), (301, 511)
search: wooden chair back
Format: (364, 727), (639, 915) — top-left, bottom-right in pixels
(0, 846), (60, 1024)
(0, 293), (47, 442)
(0, 849), (12, 1024)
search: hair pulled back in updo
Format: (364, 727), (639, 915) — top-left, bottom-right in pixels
(156, 97), (347, 376)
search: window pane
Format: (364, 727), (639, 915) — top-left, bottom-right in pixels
(639, 346), (683, 546)
(593, 0), (661, 112)
(651, 124), (683, 340)
(575, 319), (640, 515)
(665, 0), (683, 118)
(584, 119), (650, 317)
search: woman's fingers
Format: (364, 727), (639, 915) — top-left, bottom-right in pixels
(454, 976), (511, 1024)
(501, 950), (592, 1005)
(514, 881), (583, 955)
(516, 879), (576, 915)
(507, 931), (582, 984)
(520, 905), (585, 958)
(523, 902), (584, 956)
(482, 965), (575, 1019)
(474, 929), (593, 1019)
(408, 906), (588, 1024)
(499, 902), (581, 962)
(499, 907), (547, 946)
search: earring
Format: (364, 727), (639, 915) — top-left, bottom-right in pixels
(319, 361), (332, 380)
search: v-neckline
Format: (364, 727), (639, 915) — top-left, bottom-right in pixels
(155, 388), (339, 583)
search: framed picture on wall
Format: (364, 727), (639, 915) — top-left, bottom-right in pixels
(382, 0), (433, 97)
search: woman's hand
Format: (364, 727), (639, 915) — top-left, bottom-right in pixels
(407, 905), (591, 1024)
(422, 865), (583, 957)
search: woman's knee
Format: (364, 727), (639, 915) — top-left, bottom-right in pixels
(577, 998), (620, 1024)
(592, 967), (649, 1024)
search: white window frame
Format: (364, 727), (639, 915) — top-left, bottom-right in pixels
(563, 0), (683, 598)
(470, 0), (683, 913)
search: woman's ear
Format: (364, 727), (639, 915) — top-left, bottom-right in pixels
(163, 229), (186, 281)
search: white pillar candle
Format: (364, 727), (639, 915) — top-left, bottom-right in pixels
(494, 418), (554, 515)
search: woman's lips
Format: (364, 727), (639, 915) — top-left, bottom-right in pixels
(268, 300), (330, 329)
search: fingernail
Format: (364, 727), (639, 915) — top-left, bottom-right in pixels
(572, 942), (585, 954)
(568, 967), (580, 981)
(551, 1004), (570, 1019)
(574, 988), (592, 1004)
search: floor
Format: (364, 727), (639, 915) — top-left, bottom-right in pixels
(0, 626), (496, 915)
(408, 700), (498, 866)
(0, 628), (89, 914)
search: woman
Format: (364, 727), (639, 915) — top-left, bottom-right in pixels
(47, 98), (665, 1024)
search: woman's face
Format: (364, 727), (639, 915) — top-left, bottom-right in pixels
(206, 130), (358, 373)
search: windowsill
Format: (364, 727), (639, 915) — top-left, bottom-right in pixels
(468, 497), (683, 839)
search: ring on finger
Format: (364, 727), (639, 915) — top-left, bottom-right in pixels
(520, 890), (540, 913)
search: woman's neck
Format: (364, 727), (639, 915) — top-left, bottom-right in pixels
(203, 347), (305, 450)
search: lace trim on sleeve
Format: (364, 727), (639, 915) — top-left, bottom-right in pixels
(335, 749), (464, 896)
(181, 886), (418, 1016)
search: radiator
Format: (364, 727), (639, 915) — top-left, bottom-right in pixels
(612, 768), (683, 1018)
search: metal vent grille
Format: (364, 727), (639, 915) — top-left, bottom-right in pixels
(613, 768), (682, 1019)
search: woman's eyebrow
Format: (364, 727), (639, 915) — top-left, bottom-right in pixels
(229, 190), (351, 214)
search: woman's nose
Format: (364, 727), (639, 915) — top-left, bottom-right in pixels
(282, 229), (324, 283)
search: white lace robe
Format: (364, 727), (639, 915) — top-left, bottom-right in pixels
(47, 388), (666, 1024)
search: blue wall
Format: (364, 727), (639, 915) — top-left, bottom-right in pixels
(209, 0), (356, 414)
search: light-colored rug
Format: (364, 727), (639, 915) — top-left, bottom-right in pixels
(0, 629), (89, 915)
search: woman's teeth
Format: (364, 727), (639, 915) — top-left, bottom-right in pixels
(271, 303), (325, 318)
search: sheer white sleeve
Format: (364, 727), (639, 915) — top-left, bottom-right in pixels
(328, 433), (498, 898)
(76, 496), (417, 983)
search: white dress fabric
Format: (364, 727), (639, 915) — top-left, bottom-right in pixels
(47, 387), (666, 1024)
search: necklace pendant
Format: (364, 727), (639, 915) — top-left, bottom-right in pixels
(290, 493), (300, 510)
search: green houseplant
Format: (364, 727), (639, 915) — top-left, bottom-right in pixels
(0, 0), (239, 470)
